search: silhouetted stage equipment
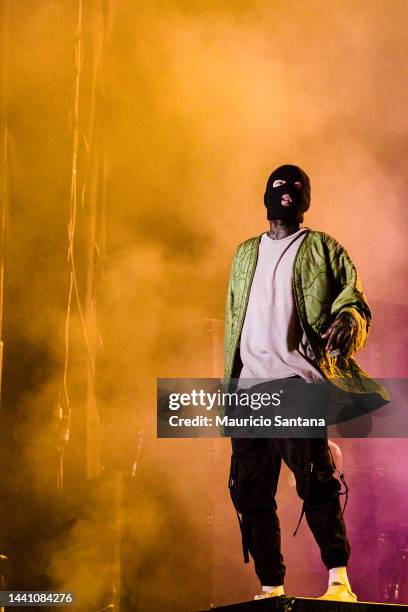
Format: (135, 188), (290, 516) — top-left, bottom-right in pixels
(199, 595), (408, 611)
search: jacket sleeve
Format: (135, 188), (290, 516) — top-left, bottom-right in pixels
(327, 237), (371, 355)
(224, 251), (236, 379)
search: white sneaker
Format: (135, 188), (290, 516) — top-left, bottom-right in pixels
(254, 586), (285, 600)
(319, 583), (357, 602)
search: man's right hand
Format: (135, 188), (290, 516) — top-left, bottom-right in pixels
(321, 311), (357, 356)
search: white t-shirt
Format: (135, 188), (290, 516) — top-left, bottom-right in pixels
(238, 228), (323, 387)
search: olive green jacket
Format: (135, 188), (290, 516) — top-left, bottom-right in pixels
(224, 229), (389, 413)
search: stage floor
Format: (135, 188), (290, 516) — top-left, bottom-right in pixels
(199, 595), (408, 611)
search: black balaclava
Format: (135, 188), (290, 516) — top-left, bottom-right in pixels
(264, 164), (311, 221)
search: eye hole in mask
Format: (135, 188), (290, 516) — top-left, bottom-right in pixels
(272, 179), (303, 190)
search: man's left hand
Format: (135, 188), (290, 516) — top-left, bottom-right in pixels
(321, 311), (357, 355)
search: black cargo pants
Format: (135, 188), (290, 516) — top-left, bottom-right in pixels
(228, 436), (350, 586)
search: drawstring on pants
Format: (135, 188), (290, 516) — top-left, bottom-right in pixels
(338, 471), (349, 515)
(328, 444), (350, 517)
(293, 459), (313, 537)
(293, 448), (350, 538)
(292, 503), (305, 538)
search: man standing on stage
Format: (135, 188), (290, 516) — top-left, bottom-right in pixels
(224, 164), (388, 602)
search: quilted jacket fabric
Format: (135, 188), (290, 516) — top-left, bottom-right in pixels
(224, 229), (389, 411)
